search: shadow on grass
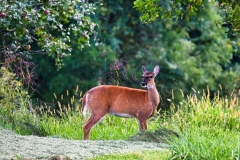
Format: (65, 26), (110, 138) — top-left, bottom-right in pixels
(127, 128), (178, 143)
(14, 122), (48, 137)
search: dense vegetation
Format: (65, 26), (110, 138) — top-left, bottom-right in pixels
(1, 0), (240, 159)
(1, 0), (239, 105)
(0, 67), (239, 159)
(32, 0), (240, 107)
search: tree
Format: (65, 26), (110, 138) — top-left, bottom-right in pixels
(134, 0), (240, 29)
(32, 45), (117, 102)
(93, 0), (239, 105)
(133, 0), (240, 53)
(133, 0), (240, 96)
(0, 0), (97, 86)
(26, 0), (239, 107)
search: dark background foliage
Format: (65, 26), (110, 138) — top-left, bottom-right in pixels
(1, 0), (240, 109)
(32, 0), (240, 108)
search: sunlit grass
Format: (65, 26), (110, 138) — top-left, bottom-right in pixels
(1, 72), (240, 160)
(87, 150), (170, 160)
(88, 114), (160, 140)
(39, 109), (160, 140)
(162, 88), (240, 160)
(27, 86), (160, 140)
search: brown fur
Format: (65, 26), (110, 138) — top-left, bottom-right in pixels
(82, 65), (160, 140)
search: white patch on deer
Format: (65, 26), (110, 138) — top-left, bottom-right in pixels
(109, 111), (134, 118)
(83, 94), (89, 117)
(147, 85), (154, 89)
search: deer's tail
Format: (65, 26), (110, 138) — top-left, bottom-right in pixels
(82, 93), (88, 117)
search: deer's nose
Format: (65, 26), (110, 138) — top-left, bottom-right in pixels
(141, 82), (147, 87)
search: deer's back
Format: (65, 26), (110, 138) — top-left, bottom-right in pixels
(85, 85), (153, 116)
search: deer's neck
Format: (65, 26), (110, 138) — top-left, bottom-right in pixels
(147, 84), (160, 108)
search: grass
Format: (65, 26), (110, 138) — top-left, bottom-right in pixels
(39, 110), (160, 140)
(88, 150), (170, 160)
(1, 68), (240, 159)
(27, 87), (160, 140)
(163, 88), (240, 159)
(29, 85), (159, 140)
(0, 76), (160, 140)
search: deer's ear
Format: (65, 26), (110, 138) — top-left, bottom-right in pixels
(142, 65), (147, 73)
(154, 65), (160, 76)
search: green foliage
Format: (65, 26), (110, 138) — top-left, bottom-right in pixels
(218, 0), (240, 36)
(33, 46), (117, 102)
(132, 1), (239, 106)
(162, 89), (240, 159)
(0, 67), (44, 135)
(133, 0), (160, 22)
(0, 0), (97, 71)
(133, 0), (240, 59)
(32, 0), (240, 108)
(134, 0), (240, 29)
(0, 67), (30, 126)
(134, 0), (206, 23)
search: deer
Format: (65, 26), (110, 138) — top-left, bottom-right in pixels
(82, 65), (160, 140)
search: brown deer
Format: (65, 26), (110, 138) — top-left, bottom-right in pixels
(82, 65), (160, 140)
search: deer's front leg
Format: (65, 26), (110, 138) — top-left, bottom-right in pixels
(137, 119), (148, 132)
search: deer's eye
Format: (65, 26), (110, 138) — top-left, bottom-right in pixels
(149, 76), (153, 78)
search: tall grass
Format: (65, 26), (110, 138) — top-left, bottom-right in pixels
(38, 99), (160, 140)
(1, 67), (240, 159)
(0, 68), (160, 140)
(0, 67), (32, 130)
(39, 113), (159, 140)
(88, 150), (170, 160)
(163, 88), (240, 160)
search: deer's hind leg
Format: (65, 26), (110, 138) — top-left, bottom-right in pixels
(83, 112), (107, 140)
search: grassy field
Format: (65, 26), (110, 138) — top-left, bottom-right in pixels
(88, 150), (170, 160)
(0, 68), (240, 159)
(164, 88), (240, 159)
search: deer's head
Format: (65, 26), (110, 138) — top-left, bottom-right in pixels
(141, 65), (160, 88)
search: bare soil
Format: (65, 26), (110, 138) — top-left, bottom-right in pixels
(0, 128), (169, 160)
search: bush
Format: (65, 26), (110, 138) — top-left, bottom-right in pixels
(0, 67), (47, 135)
(0, 67), (30, 126)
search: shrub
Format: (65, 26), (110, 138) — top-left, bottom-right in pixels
(0, 67), (30, 127)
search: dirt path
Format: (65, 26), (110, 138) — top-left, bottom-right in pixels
(0, 128), (169, 160)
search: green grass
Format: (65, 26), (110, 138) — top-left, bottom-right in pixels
(38, 110), (160, 140)
(169, 127), (239, 159)
(1, 67), (240, 159)
(31, 86), (161, 140)
(163, 89), (240, 160)
(87, 150), (170, 160)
